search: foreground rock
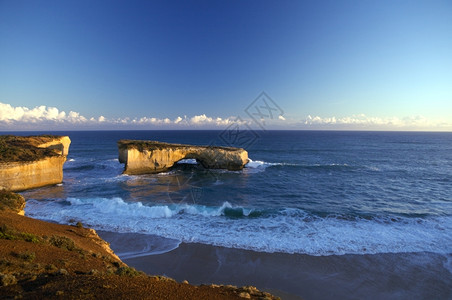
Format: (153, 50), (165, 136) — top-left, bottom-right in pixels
(118, 140), (249, 175)
(0, 192), (278, 299)
(0, 135), (71, 191)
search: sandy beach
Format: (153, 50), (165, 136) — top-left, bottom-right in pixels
(99, 231), (452, 300)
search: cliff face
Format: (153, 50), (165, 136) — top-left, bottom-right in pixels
(36, 136), (71, 156)
(0, 136), (71, 191)
(118, 140), (248, 175)
(0, 156), (67, 191)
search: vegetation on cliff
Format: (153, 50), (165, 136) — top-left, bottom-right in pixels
(0, 190), (25, 213)
(0, 135), (63, 162)
(118, 139), (244, 152)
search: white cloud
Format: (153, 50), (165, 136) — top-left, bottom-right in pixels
(0, 102), (247, 129)
(190, 114), (210, 124)
(189, 114), (239, 126)
(67, 111), (87, 123)
(303, 114), (452, 130)
(0, 102), (84, 123)
(2, 102), (450, 131)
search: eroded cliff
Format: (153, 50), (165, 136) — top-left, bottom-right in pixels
(118, 140), (249, 175)
(0, 135), (71, 191)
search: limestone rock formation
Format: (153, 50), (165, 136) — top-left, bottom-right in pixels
(36, 136), (71, 156)
(0, 135), (71, 191)
(118, 140), (249, 175)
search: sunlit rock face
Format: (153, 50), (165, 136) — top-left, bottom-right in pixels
(0, 136), (71, 191)
(118, 140), (249, 175)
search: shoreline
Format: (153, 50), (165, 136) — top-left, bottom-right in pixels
(99, 231), (452, 300)
(0, 196), (278, 299)
(3, 133), (452, 299)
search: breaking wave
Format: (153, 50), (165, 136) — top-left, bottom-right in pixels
(26, 197), (452, 256)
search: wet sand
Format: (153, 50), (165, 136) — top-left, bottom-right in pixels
(99, 231), (452, 300)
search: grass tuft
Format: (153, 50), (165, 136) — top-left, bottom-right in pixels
(0, 224), (42, 243)
(49, 235), (77, 251)
(115, 266), (142, 277)
(11, 251), (36, 262)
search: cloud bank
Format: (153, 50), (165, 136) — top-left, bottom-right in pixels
(302, 114), (451, 130)
(0, 102), (246, 130)
(1, 102), (450, 131)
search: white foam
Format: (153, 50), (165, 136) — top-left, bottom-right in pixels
(246, 159), (267, 168)
(213, 179), (223, 185)
(99, 232), (181, 259)
(245, 159), (353, 170)
(245, 158), (321, 170)
(25, 198), (452, 256)
(66, 197), (174, 218)
(245, 159), (280, 169)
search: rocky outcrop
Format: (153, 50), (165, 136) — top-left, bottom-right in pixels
(0, 190), (26, 215)
(0, 136), (71, 191)
(36, 136), (71, 156)
(118, 140), (249, 175)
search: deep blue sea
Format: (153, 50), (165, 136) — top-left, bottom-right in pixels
(8, 130), (452, 298)
(15, 130), (452, 255)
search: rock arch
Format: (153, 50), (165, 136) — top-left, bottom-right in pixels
(118, 140), (249, 175)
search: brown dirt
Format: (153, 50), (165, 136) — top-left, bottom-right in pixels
(0, 206), (277, 299)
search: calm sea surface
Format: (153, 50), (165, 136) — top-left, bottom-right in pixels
(8, 130), (452, 298)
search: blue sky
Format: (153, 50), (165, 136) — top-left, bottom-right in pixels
(1, 0), (451, 130)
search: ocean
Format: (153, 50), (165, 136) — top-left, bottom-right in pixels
(10, 130), (452, 299)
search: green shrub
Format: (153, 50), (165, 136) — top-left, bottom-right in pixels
(0, 225), (18, 241)
(0, 225), (41, 243)
(11, 251), (36, 262)
(0, 190), (25, 212)
(49, 235), (76, 251)
(115, 266), (142, 277)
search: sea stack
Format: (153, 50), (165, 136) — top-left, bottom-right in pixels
(118, 140), (249, 175)
(0, 135), (71, 191)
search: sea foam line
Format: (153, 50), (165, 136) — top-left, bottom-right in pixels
(25, 197), (452, 256)
(245, 158), (351, 169)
